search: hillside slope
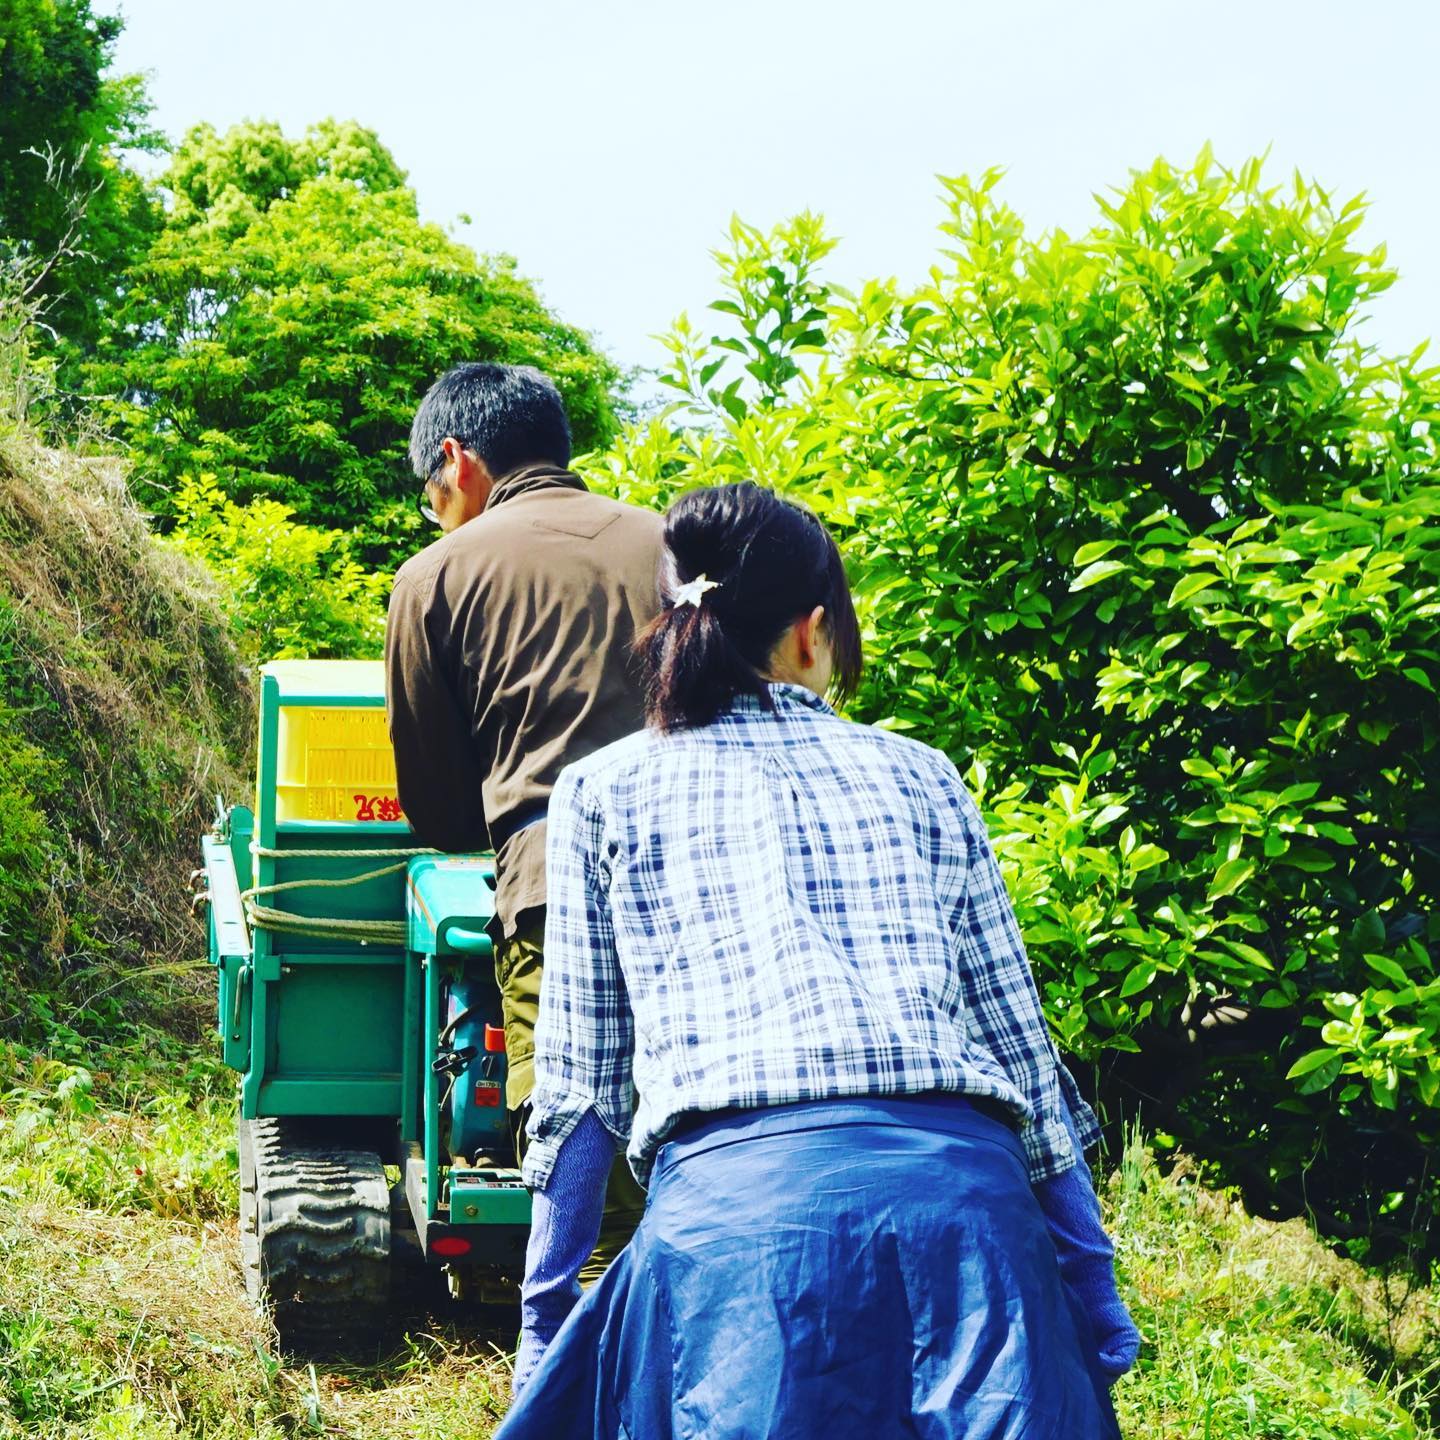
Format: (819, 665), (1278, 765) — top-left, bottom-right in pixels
(0, 423), (251, 1035)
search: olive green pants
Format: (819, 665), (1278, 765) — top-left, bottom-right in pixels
(496, 907), (647, 1287)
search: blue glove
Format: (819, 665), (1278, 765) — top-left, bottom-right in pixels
(512, 1108), (614, 1398)
(1032, 1104), (1141, 1382)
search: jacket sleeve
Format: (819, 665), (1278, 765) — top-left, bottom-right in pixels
(384, 566), (489, 852)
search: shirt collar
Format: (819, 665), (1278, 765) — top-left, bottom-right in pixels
(484, 462), (587, 512)
(723, 682), (836, 719)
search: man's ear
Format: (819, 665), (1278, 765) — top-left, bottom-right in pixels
(440, 436), (462, 466)
(445, 439), (492, 496)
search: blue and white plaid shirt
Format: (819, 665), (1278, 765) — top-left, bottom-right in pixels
(525, 683), (1098, 1190)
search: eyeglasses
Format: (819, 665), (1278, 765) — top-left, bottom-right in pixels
(415, 458), (444, 527)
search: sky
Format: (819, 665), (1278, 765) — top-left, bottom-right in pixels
(112, 0), (1440, 384)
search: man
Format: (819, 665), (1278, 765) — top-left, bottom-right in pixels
(384, 361), (662, 1279)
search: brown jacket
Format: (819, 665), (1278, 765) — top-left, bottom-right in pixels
(384, 464), (664, 935)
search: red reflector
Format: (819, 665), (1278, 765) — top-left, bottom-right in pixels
(474, 1082), (501, 1107)
(484, 1024), (506, 1054)
(432, 1236), (472, 1257)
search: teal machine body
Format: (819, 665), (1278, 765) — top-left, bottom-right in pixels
(199, 661), (531, 1346)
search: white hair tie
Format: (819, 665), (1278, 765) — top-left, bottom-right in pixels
(671, 574), (720, 609)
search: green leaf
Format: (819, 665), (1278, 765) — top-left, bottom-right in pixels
(1069, 559), (1129, 591)
(1351, 912), (1386, 949)
(1168, 573), (1223, 607)
(1222, 940), (1275, 972)
(1378, 1026), (1425, 1049)
(1072, 539), (1121, 567)
(1118, 962), (1158, 998)
(1207, 857), (1254, 901)
(897, 649), (935, 669)
(1126, 843), (1169, 873)
(1286, 611), (1329, 645)
(1280, 846), (1334, 873)
(1286, 1048), (1341, 1079)
(1365, 953), (1410, 988)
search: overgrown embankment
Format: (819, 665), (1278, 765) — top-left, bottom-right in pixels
(0, 423), (251, 1037)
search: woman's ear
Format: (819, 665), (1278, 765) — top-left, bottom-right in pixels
(796, 605), (826, 669)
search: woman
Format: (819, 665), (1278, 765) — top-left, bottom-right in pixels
(498, 483), (1137, 1439)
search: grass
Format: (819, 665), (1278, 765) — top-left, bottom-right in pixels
(0, 1029), (516, 1440)
(1109, 1132), (1440, 1438)
(2, 1024), (1438, 1440)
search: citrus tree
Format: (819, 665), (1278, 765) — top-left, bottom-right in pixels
(583, 154), (1440, 1262)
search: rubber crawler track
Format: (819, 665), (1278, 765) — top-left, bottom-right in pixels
(238, 1117), (390, 1353)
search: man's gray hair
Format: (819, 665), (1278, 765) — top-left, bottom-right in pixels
(409, 362), (572, 480)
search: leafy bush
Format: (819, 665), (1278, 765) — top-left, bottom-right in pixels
(166, 472), (387, 661)
(0, 727), (63, 981)
(582, 154), (1440, 1262)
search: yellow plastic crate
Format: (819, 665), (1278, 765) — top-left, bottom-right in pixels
(274, 705), (403, 824)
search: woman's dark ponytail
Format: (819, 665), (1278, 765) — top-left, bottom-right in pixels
(636, 482), (862, 731)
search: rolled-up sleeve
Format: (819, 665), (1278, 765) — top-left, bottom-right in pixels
(384, 566), (488, 852)
(522, 766), (635, 1190)
(937, 761), (1076, 1183)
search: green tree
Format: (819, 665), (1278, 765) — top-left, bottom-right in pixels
(165, 472), (387, 661)
(584, 156), (1440, 1263)
(0, 0), (161, 355)
(91, 120), (623, 565)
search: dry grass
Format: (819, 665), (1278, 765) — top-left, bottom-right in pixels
(0, 1206), (517, 1440)
(302, 1330), (514, 1440)
(0, 424), (251, 1034)
(0, 1200), (283, 1439)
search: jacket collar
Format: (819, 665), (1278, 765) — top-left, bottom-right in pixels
(484, 462), (587, 512)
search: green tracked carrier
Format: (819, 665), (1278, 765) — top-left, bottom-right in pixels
(199, 660), (530, 1352)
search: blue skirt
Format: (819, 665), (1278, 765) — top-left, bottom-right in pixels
(498, 1095), (1123, 1439)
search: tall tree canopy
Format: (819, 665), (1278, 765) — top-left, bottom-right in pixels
(586, 155), (1440, 1263)
(0, 0), (160, 350)
(91, 120), (624, 563)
